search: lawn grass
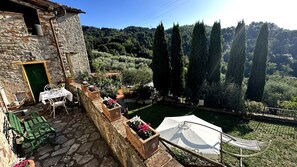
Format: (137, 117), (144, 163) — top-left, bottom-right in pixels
(128, 103), (297, 167)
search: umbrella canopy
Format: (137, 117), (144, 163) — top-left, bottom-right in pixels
(156, 115), (222, 159)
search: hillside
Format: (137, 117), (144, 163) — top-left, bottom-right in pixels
(83, 22), (297, 77)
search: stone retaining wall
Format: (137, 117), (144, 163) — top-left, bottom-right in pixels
(0, 112), (18, 167)
(67, 83), (182, 167)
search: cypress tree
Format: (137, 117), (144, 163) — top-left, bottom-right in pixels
(246, 23), (269, 101)
(207, 21), (222, 84)
(171, 24), (185, 97)
(152, 23), (171, 95)
(186, 22), (208, 99)
(226, 20), (246, 86)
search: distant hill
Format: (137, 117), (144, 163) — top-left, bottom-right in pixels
(83, 22), (297, 77)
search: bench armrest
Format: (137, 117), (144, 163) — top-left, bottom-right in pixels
(28, 111), (40, 119)
(27, 122), (52, 132)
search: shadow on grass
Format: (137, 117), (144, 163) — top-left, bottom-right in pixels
(128, 103), (252, 134)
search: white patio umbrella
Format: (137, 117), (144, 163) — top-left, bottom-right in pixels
(156, 115), (222, 159)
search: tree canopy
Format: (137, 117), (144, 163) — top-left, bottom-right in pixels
(226, 20), (246, 86)
(207, 21), (222, 84)
(170, 24), (185, 97)
(186, 22), (208, 99)
(152, 23), (171, 95)
(83, 22), (297, 77)
(246, 23), (269, 101)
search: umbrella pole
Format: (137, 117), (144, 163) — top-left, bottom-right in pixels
(221, 133), (223, 163)
(239, 148), (242, 167)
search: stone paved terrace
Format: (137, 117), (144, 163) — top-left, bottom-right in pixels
(26, 103), (121, 167)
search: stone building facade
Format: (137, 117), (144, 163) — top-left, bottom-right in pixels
(0, 112), (18, 167)
(0, 0), (90, 103)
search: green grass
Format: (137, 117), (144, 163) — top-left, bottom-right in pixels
(128, 103), (297, 167)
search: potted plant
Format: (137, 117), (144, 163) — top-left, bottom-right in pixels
(123, 116), (159, 159)
(87, 85), (100, 100)
(13, 159), (35, 167)
(101, 97), (121, 121)
(65, 70), (74, 84)
(81, 81), (89, 92)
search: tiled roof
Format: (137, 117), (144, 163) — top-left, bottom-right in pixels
(9, 0), (85, 13)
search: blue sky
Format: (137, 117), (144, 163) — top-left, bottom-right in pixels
(53, 0), (297, 30)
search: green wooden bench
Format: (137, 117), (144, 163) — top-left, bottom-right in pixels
(8, 112), (56, 156)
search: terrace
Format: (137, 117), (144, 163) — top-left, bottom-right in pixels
(24, 103), (120, 167)
(1, 82), (182, 167)
(2, 81), (297, 167)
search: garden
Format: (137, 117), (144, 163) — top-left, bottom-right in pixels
(128, 103), (297, 167)
(79, 22), (297, 166)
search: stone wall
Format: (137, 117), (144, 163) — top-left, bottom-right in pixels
(57, 13), (91, 78)
(67, 83), (183, 167)
(0, 112), (18, 167)
(0, 11), (62, 102)
(0, 10), (90, 102)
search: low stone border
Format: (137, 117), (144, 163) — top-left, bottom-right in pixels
(160, 100), (297, 125)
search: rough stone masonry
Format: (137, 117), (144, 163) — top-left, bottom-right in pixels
(0, 7), (90, 102)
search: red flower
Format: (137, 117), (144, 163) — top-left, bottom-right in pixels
(138, 123), (150, 132)
(103, 98), (117, 109)
(107, 99), (116, 106)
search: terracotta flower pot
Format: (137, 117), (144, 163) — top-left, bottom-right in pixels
(81, 85), (88, 92)
(28, 160), (35, 167)
(88, 89), (100, 100)
(101, 101), (121, 122)
(123, 119), (159, 159)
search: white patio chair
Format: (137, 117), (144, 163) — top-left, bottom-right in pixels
(0, 86), (27, 111)
(48, 96), (69, 118)
(44, 84), (57, 91)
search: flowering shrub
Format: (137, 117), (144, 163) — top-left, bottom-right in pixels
(103, 97), (118, 109)
(129, 116), (154, 140)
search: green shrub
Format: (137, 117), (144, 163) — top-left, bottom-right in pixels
(205, 82), (222, 107)
(78, 73), (121, 99)
(136, 85), (152, 99)
(122, 67), (152, 86)
(263, 75), (297, 107)
(77, 71), (90, 82)
(243, 100), (266, 113)
(277, 98), (297, 110)
(171, 147), (212, 166)
(222, 83), (243, 111)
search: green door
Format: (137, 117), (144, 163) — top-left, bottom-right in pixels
(24, 63), (49, 102)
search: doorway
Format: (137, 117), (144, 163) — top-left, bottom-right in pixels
(24, 63), (49, 102)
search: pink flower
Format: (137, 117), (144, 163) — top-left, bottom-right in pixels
(103, 98), (117, 109)
(88, 85), (96, 91)
(138, 123), (150, 132)
(107, 99), (116, 105)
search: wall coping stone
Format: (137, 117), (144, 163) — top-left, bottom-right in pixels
(0, 11), (24, 15)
